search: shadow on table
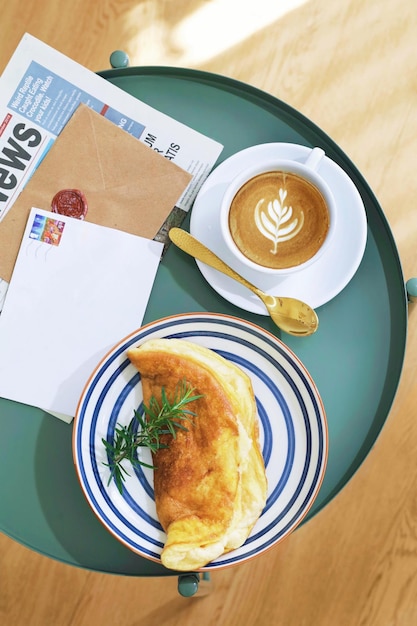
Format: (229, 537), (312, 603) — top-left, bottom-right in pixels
(34, 414), (170, 577)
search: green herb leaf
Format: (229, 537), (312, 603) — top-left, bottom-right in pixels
(102, 378), (203, 494)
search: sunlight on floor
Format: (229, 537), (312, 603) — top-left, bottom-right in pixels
(126, 0), (309, 67)
(172, 0), (309, 65)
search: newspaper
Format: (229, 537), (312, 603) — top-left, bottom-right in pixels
(0, 33), (224, 309)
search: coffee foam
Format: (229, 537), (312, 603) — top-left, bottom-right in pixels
(228, 171), (330, 270)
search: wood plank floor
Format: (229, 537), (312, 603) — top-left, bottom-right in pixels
(1, 1), (417, 624)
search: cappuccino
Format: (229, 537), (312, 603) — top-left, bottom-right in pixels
(228, 171), (330, 270)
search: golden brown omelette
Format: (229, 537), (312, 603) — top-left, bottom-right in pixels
(127, 338), (267, 570)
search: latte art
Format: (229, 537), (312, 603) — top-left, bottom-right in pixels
(228, 171), (330, 270)
(254, 187), (305, 254)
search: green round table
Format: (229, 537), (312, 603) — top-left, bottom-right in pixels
(0, 66), (408, 581)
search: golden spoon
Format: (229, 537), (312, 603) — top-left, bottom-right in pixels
(169, 228), (319, 336)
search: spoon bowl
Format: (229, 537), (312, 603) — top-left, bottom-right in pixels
(169, 228), (319, 336)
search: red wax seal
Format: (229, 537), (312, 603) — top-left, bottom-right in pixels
(51, 189), (88, 220)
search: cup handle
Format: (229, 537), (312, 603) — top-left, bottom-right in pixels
(304, 147), (325, 171)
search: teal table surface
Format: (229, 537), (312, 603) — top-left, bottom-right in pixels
(0, 67), (407, 576)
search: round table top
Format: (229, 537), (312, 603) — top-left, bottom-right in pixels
(0, 65), (407, 576)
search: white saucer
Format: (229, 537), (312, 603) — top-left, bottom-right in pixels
(190, 143), (367, 312)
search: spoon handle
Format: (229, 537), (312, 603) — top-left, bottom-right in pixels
(169, 228), (258, 294)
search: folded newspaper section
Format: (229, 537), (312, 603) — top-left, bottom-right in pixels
(0, 34), (223, 221)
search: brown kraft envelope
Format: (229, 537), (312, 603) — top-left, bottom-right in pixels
(0, 103), (192, 283)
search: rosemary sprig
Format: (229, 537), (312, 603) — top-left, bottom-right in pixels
(102, 379), (203, 494)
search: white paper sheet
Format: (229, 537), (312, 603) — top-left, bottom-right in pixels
(0, 208), (163, 421)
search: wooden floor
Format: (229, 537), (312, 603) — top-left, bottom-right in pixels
(1, 1), (417, 624)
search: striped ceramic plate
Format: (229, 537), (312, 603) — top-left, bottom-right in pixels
(73, 313), (328, 570)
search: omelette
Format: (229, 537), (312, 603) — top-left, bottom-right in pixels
(127, 338), (267, 571)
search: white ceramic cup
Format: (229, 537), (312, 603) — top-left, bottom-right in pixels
(219, 147), (337, 275)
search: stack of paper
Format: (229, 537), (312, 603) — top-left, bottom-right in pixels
(0, 34), (223, 422)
